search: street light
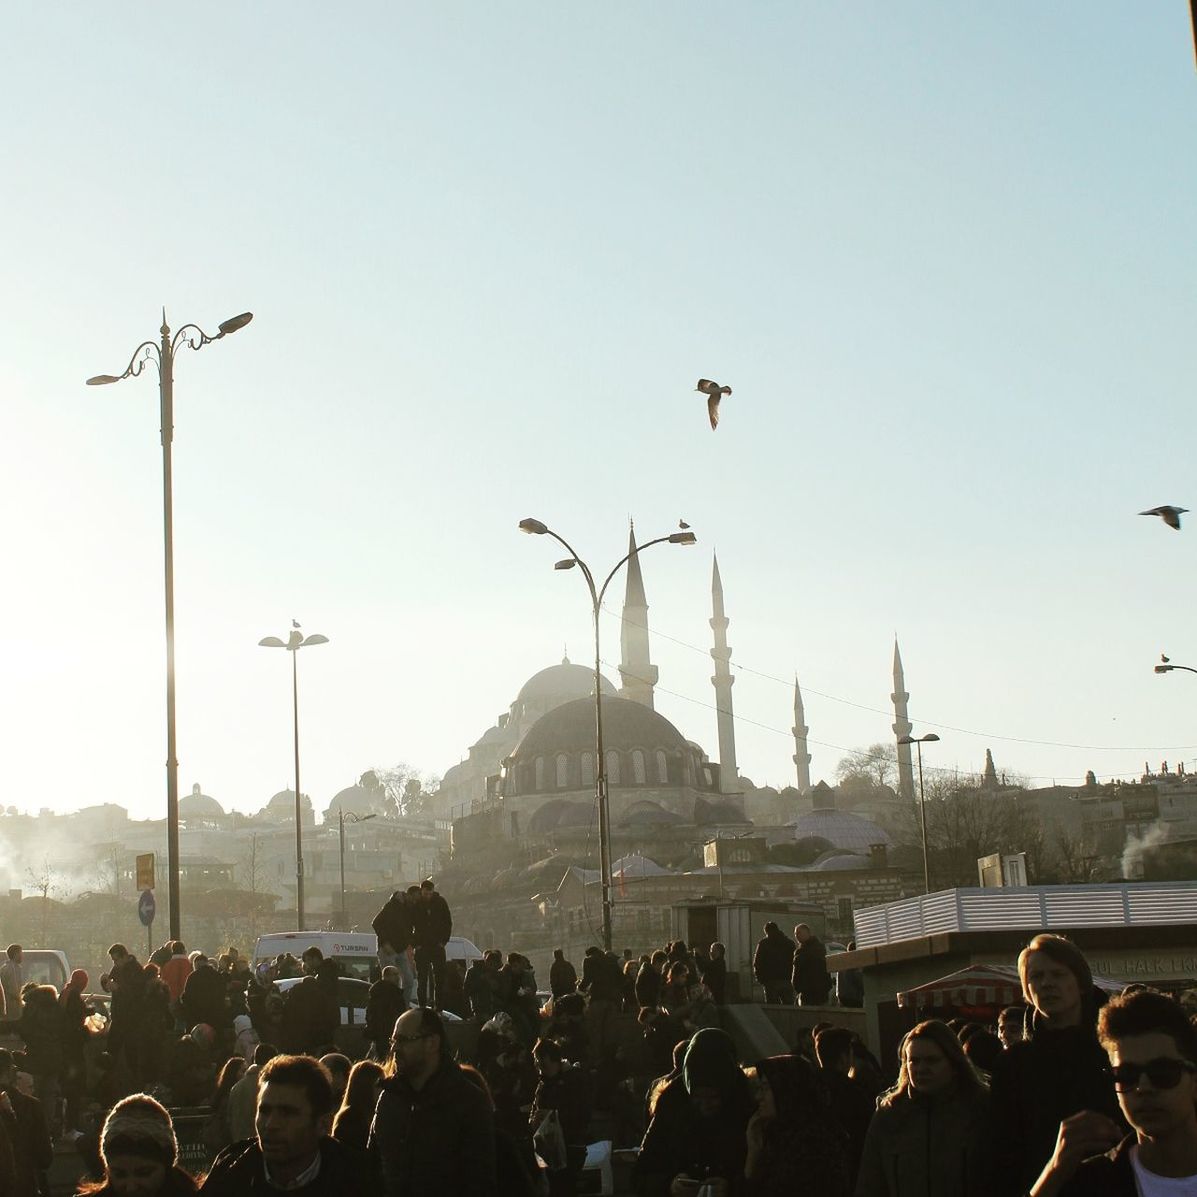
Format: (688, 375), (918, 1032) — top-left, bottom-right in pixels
(897, 732), (940, 895)
(88, 307), (253, 940)
(339, 810), (377, 929)
(259, 623), (329, 930)
(1155, 662), (1197, 676)
(519, 517), (697, 950)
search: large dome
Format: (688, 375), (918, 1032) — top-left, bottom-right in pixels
(793, 809), (891, 854)
(515, 696), (687, 759)
(516, 659), (616, 706)
(179, 784), (224, 820)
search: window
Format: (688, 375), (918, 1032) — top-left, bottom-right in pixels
(535, 757), (546, 791)
(556, 753), (569, 788)
(581, 752), (594, 787)
(632, 750), (647, 784)
(655, 750), (668, 783)
(606, 751), (621, 785)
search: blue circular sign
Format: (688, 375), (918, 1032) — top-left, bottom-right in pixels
(138, 889), (156, 927)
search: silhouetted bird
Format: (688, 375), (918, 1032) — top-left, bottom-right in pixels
(292, 619), (301, 628)
(678, 519), (690, 529)
(696, 379), (732, 430)
(1140, 506), (1188, 530)
(1162, 654), (1171, 664)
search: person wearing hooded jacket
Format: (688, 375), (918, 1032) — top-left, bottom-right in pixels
(633, 1028), (755, 1197)
(989, 934), (1124, 1197)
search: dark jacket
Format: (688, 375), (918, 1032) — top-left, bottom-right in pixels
(1058, 1134), (1139, 1197)
(529, 1065), (592, 1146)
(855, 1085), (996, 1197)
(549, 955), (578, 998)
(634, 963), (662, 1009)
(580, 952), (622, 1003)
(699, 955), (727, 1004)
(200, 1135), (368, 1197)
(0, 1087), (53, 1197)
(372, 892), (415, 952)
(369, 1060), (497, 1197)
(791, 935), (831, 1001)
(753, 931), (794, 985)
(364, 978), (406, 1052)
(412, 892), (452, 949)
(989, 1004), (1124, 1196)
(279, 977), (340, 1055)
(181, 964), (228, 1029)
(464, 961), (496, 1021)
(18, 986), (64, 1076)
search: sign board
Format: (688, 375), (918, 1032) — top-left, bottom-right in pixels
(136, 853), (155, 891)
(977, 853), (1003, 887)
(138, 889), (156, 928)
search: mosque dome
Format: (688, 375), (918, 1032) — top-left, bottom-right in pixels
(179, 784), (224, 820)
(793, 810), (891, 854)
(812, 849), (872, 871)
(516, 696), (687, 759)
(516, 658), (616, 707)
(325, 782), (378, 821)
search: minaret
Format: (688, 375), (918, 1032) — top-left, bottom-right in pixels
(710, 553), (739, 792)
(892, 639), (915, 801)
(618, 524), (658, 708)
(792, 675), (812, 793)
(982, 748), (998, 790)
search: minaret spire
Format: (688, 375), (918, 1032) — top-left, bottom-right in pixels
(792, 674), (812, 794)
(710, 553), (739, 792)
(618, 522), (658, 708)
(892, 638), (915, 801)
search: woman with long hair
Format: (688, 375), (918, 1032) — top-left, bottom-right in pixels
(201, 1056), (245, 1154)
(331, 1059), (384, 1154)
(76, 1094), (197, 1196)
(856, 1020), (995, 1197)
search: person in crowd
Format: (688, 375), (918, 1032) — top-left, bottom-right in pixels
(179, 956), (226, 1033)
(464, 955), (496, 1022)
(278, 962), (340, 1056)
(686, 983), (720, 1034)
(998, 1004), (1025, 1049)
(365, 965), (407, 1057)
(753, 923), (795, 1005)
(201, 1053), (365, 1195)
(545, 992), (589, 1068)
(412, 878), (453, 1011)
(18, 983), (64, 1136)
(1030, 988), (1197, 1196)
(370, 1005), (497, 1195)
(59, 968), (91, 1139)
(699, 942), (728, 1005)
(0, 945), (23, 1017)
(372, 884), (419, 1005)
(319, 1053), (351, 1110)
(856, 1019), (996, 1197)
(160, 942), (193, 1009)
(78, 1093), (199, 1197)
(330, 1058), (384, 1156)
(0, 1105), (14, 1193)
(441, 958), (469, 1017)
(529, 1038), (591, 1197)
(105, 945), (152, 1083)
(964, 1029), (1005, 1077)
(814, 1026), (874, 1185)
(836, 942), (865, 1008)
(659, 962), (691, 1014)
(0, 1047), (52, 1197)
(233, 1012), (259, 1063)
(550, 948), (578, 999)
(621, 959), (640, 1013)
(745, 1053), (850, 1197)
(459, 1064), (541, 1197)
(635, 952), (666, 1011)
(990, 933), (1123, 1196)
(203, 1056), (246, 1155)
(646, 1038), (689, 1122)
(580, 946), (623, 1061)
(633, 1027), (755, 1197)
(791, 923), (832, 1006)
(226, 1042), (279, 1144)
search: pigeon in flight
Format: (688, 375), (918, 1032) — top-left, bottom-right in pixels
(1162, 654), (1171, 664)
(678, 519), (690, 529)
(696, 379), (732, 430)
(1140, 506), (1188, 530)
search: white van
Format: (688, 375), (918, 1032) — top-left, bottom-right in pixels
(252, 932), (378, 982)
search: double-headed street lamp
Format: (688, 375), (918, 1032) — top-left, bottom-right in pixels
(259, 624), (329, 930)
(519, 517), (697, 951)
(897, 732), (940, 895)
(339, 810), (377, 929)
(87, 308), (253, 940)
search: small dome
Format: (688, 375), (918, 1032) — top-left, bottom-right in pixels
(619, 801), (685, 827)
(179, 784), (224, 820)
(516, 659), (616, 706)
(812, 850), (871, 871)
(694, 797), (749, 826)
(792, 809), (891, 854)
(610, 854), (672, 877)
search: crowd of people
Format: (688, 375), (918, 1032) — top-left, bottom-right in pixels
(0, 906), (1196, 1196)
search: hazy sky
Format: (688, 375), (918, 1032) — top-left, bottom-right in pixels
(3, 5), (1196, 821)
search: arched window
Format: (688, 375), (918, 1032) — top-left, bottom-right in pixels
(632, 749), (647, 784)
(581, 752), (594, 787)
(655, 750), (668, 783)
(556, 753), (569, 788)
(535, 757), (546, 791)
(606, 751), (621, 785)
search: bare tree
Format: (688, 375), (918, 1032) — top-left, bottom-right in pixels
(238, 833), (266, 941)
(25, 857), (63, 944)
(836, 744), (897, 791)
(372, 764), (439, 819)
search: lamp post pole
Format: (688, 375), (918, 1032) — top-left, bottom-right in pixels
(339, 810), (377, 929)
(260, 624), (329, 930)
(88, 309), (253, 941)
(898, 732), (940, 894)
(519, 518), (696, 951)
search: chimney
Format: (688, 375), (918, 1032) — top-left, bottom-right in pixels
(868, 843), (889, 869)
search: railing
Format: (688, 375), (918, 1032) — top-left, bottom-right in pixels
(853, 882), (1197, 948)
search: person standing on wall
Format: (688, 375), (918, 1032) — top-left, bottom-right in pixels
(412, 878), (452, 1012)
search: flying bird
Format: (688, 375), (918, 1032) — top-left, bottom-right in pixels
(1162, 654), (1171, 664)
(678, 519), (690, 529)
(1140, 506), (1188, 531)
(292, 619), (301, 628)
(696, 378), (732, 430)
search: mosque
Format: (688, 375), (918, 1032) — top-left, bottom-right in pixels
(443, 528), (913, 872)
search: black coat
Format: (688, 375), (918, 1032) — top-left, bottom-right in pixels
(791, 936), (831, 1000)
(549, 957), (578, 998)
(369, 1061), (497, 1197)
(279, 977), (340, 1055)
(181, 965), (228, 1030)
(752, 933), (794, 985)
(580, 953), (622, 1003)
(364, 978), (406, 1051)
(0, 1087), (52, 1197)
(699, 956), (727, 1004)
(412, 892), (453, 949)
(1058, 1134), (1138, 1197)
(634, 963), (662, 1009)
(529, 1066), (592, 1146)
(372, 893), (415, 952)
(201, 1135), (369, 1197)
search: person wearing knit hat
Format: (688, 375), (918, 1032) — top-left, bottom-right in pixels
(79, 1093), (197, 1196)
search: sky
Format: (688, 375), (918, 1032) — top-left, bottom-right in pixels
(2, 5), (1197, 821)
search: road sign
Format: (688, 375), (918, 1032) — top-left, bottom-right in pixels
(136, 853), (155, 891)
(138, 889), (156, 927)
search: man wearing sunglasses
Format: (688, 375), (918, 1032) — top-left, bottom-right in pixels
(1030, 988), (1197, 1195)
